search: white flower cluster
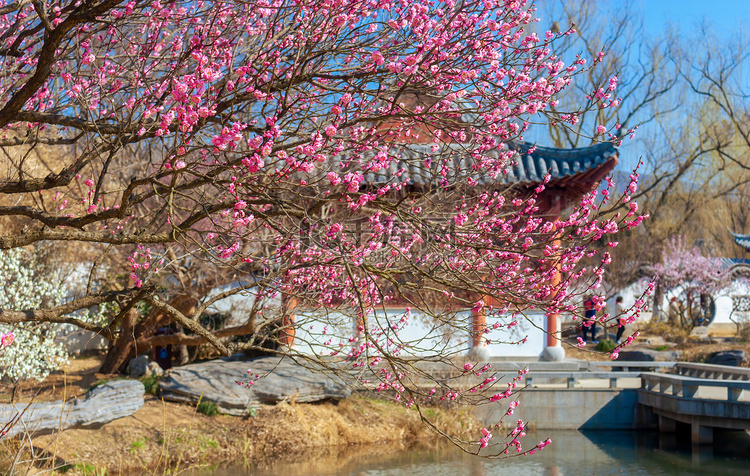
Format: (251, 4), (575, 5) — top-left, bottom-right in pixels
(0, 326), (68, 382)
(0, 248), (82, 382)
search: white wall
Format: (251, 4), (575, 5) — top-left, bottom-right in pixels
(174, 282), (551, 358)
(202, 284), (267, 326)
(615, 278), (750, 332)
(292, 309), (467, 359)
(292, 308), (546, 358)
(483, 311), (546, 357)
(609, 280), (654, 324)
(706, 280), (750, 329)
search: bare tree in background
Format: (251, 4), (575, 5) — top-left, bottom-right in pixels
(531, 0), (679, 148)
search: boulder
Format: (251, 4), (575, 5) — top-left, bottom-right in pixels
(145, 361), (164, 378)
(160, 356), (351, 416)
(705, 350), (749, 367)
(128, 355), (150, 377)
(643, 336), (666, 346)
(0, 380), (144, 438)
(617, 347), (683, 362)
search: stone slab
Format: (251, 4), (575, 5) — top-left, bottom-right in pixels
(617, 347), (683, 362)
(159, 356), (351, 415)
(0, 380), (144, 438)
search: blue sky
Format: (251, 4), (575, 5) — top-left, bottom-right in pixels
(639, 0), (750, 37)
(526, 0), (749, 170)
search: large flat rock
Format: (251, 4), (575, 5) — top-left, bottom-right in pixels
(617, 347), (683, 362)
(706, 350), (748, 366)
(159, 356), (351, 415)
(0, 379), (144, 438)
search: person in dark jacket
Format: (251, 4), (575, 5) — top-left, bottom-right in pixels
(614, 296), (626, 344)
(582, 296), (598, 343)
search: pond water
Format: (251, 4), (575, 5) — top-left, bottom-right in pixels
(186, 430), (750, 476)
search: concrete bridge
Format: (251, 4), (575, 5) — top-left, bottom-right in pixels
(454, 360), (750, 446)
(637, 363), (750, 445)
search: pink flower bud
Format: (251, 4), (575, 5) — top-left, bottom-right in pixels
(1, 332), (15, 347)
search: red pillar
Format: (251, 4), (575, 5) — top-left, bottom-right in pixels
(546, 258), (561, 347)
(471, 304), (486, 349)
(543, 200), (565, 360)
(471, 295), (498, 352)
(280, 295), (298, 348)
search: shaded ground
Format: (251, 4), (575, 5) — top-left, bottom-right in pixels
(0, 356), (108, 404)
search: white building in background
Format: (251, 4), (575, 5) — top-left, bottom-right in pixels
(710, 280), (750, 335)
(188, 282), (550, 359)
(610, 269), (750, 337)
(292, 309), (547, 359)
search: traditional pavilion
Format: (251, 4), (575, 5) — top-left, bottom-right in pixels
(281, 90), (621, 359)
(471, 140), (619, 360)
(283, 139), (620, 360)
(355, 136), (619, 359)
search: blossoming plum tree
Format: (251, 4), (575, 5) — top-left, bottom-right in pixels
(0, 0), (641, 454)
(653, 236), (731, 330)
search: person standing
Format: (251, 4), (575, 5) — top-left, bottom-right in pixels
(582, 296), (598, 343)
(614, 296), (626, 344)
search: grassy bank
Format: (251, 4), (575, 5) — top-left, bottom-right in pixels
(3, 393), (478, 475)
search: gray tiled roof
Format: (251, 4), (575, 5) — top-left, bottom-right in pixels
(354, 141), (618, 186)
(506, 141), (617, 184)
(730, 230), (750, 250)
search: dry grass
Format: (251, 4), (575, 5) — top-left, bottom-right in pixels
(24, 397), (478, 474)
(246, 397), (477, 457)
(7, 328), (749, 475)
(641, 321), (690, 344)
(0, 382), (478, 475)
(677, 342), (750, 366)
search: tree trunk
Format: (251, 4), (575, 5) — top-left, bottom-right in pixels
(175, 324), (190, 365)
(10, 384), (20, 404)
(99, 307), (138, 374)
(651, 282), (664, 323)
(99, 295), (199, 374)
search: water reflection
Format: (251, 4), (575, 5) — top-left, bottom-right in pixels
(184, 429), (750, 476)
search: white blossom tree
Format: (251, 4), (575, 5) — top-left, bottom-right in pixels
(0, 248), (68, 397)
